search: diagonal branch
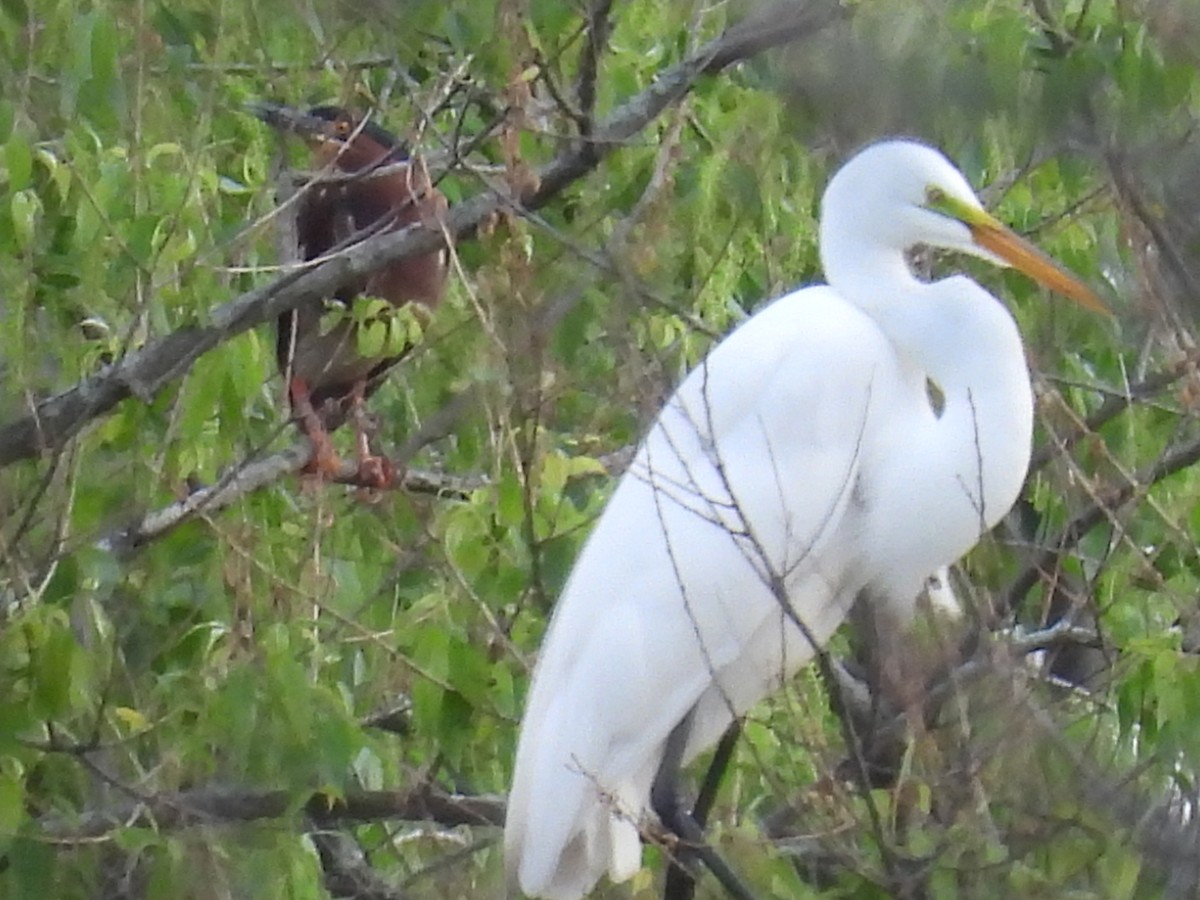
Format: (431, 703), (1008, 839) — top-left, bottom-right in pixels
(312, 830), (414, 900)
(0, 0), (843, 468)
(1006, 427), (1200, 612)
(1029, 353), (1199, 473)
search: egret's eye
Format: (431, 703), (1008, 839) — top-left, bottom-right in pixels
(925, 186), (949, 209)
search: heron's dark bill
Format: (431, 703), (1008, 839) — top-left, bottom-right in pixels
(246, 101), (332, 142)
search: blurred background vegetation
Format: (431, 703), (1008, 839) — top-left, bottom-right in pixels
(2, 0), (1200, 896)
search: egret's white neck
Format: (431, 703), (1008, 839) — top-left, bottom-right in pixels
(823, 235), (1033, 541)
(822, 235), (1025, 394)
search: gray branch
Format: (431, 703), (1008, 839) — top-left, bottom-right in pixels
(36, 785), (506, 843)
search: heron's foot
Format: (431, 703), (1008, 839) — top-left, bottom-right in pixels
(345, 380), (397, 494)
(355, 453), (397, 491)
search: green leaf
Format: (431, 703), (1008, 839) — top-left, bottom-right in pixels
(34, 146), (70, 199)
(443, 504), (490, 576)
(410, 626), (449, 736)
(68, 14), (95, 84)
(145, 142), (184, 166)
(2, 837), (52, 896)
(447, 634), (490, 706)
(496, 470), (524, 527)
(5, 132), (32, 192)
(31, 618), (76, 718)
(113, 706), (150, 735)
(0, 764), (24, 837)
(0, 100), (13, 143)
(357, 320), (386, 358)
(10, 189), (41, 250)
(319, 303), (349, 333)
(90, 12), (119, 84)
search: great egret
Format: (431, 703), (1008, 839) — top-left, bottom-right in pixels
(505, 139), (1106, 899)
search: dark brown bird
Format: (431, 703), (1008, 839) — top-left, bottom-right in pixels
(251, 102), (448, 488)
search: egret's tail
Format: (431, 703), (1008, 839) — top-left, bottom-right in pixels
(505, 717), (651, 899)
(505, 803), (640, 900)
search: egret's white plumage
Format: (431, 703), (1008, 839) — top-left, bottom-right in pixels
(505, 140), (1102, 900)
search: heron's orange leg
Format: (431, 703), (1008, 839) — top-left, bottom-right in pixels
(290, 377), (342, 479)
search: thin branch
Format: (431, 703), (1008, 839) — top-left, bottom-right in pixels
(1029, 353), (1199, 473)
(1007, 620), (1099, 654)
(1006, 427), (1200, 612)
(361, 697), (413, 736)
(93, 388), (628, 563)
(98, 450), (482, 560)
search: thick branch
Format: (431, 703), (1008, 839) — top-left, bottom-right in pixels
(37, 784), (505, 843)
(527, 0), (844, 208)
(577, 0), (615, 137)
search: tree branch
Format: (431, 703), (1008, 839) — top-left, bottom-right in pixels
(36, 784), (505, 843)
(1029, 353), (1200, 473)
(312, 830), (414, 900)
(1006, 427), (1200, 612)
(577, 0), (615, 137)
(97, 449), (482, 559)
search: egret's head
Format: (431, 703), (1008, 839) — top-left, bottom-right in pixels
(822, 140), (990, 262)
(820, 139), (1107, 313)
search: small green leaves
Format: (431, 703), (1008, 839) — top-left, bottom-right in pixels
(350, 297), (427, 358)
(9, 189), (41, 250)
(0, 767), (24, 849)
(4, 132), (32, 192)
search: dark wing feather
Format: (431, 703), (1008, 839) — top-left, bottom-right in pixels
(277, 150), (449, 426)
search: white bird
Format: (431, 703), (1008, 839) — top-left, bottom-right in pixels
(505, 139), (1106, 900)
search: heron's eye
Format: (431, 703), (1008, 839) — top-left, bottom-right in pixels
(334, 119), (352, 137)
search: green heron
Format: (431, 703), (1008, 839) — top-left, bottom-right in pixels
(251, 102), (448, 488)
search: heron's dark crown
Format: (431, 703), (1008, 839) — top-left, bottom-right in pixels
(307, 105), (408, 159)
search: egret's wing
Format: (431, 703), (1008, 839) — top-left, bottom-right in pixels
(507, 286), (902, 899)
